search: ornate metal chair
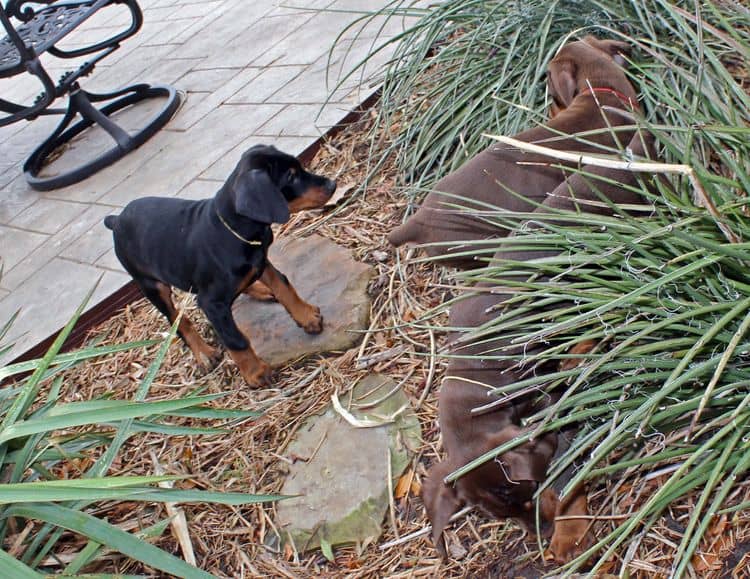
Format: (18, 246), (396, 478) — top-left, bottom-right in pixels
(0, 0), (181, 190)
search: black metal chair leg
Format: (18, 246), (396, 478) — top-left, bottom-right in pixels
(24, 82), (181, 191)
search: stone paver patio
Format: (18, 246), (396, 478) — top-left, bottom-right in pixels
(0, 0), (411, 364)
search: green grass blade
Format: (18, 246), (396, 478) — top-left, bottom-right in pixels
(5, 503), (215, 579)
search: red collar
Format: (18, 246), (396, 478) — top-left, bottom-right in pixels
(580, 87), (639, 111)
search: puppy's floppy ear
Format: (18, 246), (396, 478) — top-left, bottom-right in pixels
(627, 130), (656, 159)
(606, 40), (631, 66)
(422, 462), (461, 559)
(493, 429), (557, 483)
(231, 169), (290, 224)
(547, 59), (578, 107)
(589, 37), (632, 65)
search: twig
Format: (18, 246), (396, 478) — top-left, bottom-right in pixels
(261, 365), (325, 406)
(355, 377), (393, 402)
(378, 506), (474, 550)
(352, 368), (416, 409)
(306, 428), (329, 463)
(416, 328), (436, 409)
(7, 521), (34, 558)
(356, 344), (410, 369)
(485, 133), (740, 244)
(386, 446), (399, 540)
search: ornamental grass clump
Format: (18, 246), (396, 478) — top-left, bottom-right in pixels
(0, 287), (280, 578)
(349, 0), (750, 575)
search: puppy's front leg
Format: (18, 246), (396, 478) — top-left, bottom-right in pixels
(548, 486), (591, 564)
(198, 295), (271, 387)
(259, 262), (323, 334)
(244, 280), (276, 302)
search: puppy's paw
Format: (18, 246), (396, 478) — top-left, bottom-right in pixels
(547, 520), (591, 564)
(196, 346), (222, 371)
(300, 306), (323, 334)
(547, 489), (591, 564)
(242, 360), (273, 388)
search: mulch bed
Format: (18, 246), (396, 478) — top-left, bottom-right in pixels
(24, 106), (750, 578)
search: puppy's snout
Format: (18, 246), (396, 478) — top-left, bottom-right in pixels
(326, 179), (337, 195)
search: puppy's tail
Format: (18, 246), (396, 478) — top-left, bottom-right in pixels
(387, 221), (417, 247)
(103, 215), (118, 231)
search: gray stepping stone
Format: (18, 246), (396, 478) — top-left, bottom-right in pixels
(232, 234), (372, 366)
(275, 374), (422, 553)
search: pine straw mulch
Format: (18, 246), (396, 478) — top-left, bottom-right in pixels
(23, 107), (750, 578)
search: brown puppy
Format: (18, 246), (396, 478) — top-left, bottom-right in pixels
(388, 35), (638, 267)
(423, 359), (560, 558)
(422, 131), (657, 563)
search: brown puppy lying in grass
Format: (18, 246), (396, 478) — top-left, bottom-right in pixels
(388, 35), (639, 268)
(423, 131), (658, 564)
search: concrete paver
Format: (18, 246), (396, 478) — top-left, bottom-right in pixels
(9, 200), (89, 235)
(94, 249), (124, 273)
(0, 177), (42, 225)
(227, 66), (308, 104)
(99, 103), (287, 206)
(0, 0), (417, 364)
(169, 68), (266, 131)
(1, 205), (116, 292)
(0, 259), (130, 358)
(0, 226), (47, 275)
(256, 103), (350, 137)
(177, 67), (242, 92)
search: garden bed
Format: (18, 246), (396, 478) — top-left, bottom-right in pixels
(17, 105), (749, 578)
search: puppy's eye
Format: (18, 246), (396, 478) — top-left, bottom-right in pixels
(288, 167), (298, 178)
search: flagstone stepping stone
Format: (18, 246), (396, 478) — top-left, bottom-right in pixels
(275, 374), (422, 553)
(232, 234), (372, 366)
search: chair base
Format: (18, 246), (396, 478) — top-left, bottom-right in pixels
(23, 82), (181, 191)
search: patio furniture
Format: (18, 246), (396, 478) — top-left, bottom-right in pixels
(0, 0), (181, 190)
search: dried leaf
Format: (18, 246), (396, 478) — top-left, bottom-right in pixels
(324, 184), (354, 207)
(394, 470), (413, 499)
(692, 551), (722, 573)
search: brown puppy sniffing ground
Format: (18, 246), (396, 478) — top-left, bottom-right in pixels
(422, 130), (660, 565)
(388, 35), (639, 267)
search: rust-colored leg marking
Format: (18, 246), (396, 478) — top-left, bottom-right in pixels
(259, 262), (323, 334)
(244, 280), (276, 302)
(227, 346), (271, 387)
(154, 283), (221, 369)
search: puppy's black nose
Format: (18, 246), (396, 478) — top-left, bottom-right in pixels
(326, 180), (337, 195)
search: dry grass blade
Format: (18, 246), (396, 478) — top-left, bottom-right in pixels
(151, 451), (196, 567)
(486, 133), (741, 243)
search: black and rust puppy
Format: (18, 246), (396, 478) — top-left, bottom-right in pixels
(104, 144), (336, 386)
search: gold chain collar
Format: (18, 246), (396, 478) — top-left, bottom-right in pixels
(215, 208), (263, 246)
